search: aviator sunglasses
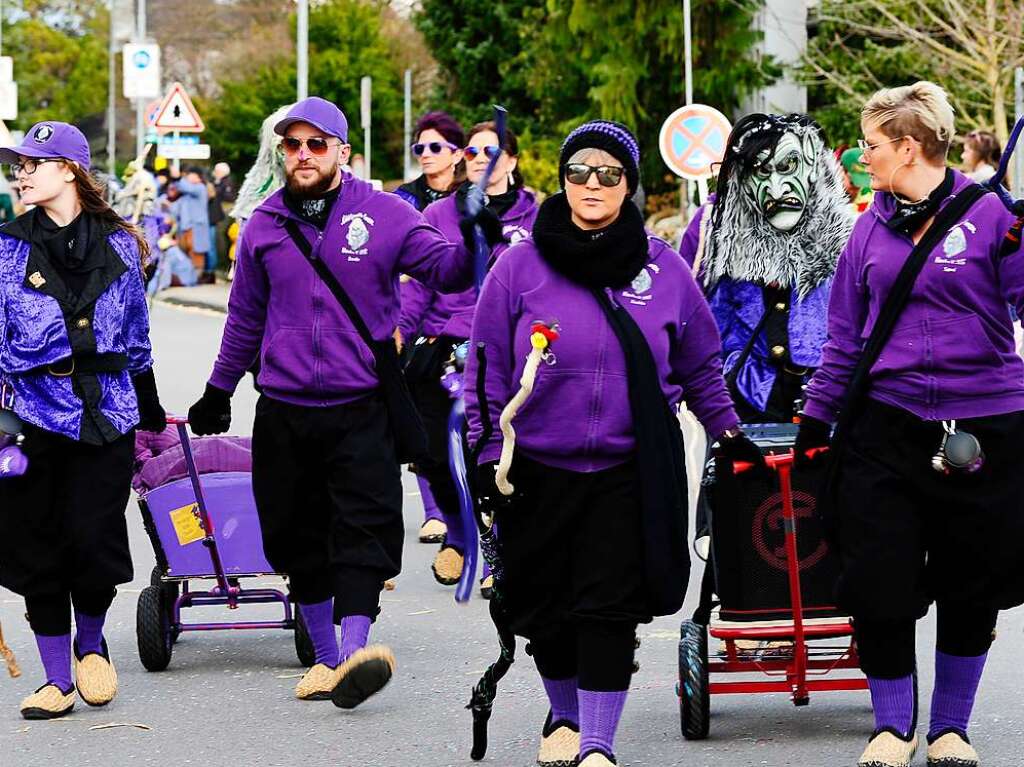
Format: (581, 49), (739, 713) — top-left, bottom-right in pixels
(281, 136), (341, 156)
(412, 140), (458, 157)
(564, 163), (624, 187)
(464, 145), (502, 161)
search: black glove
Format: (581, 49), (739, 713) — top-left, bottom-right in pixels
(187, 383), (232, 436)
(717, 429), (768, 475)
(459, 206), (506, 251)
(475, 461), (514, 517)
(794, 414), (831, 468)
(132, 367), (167, 433)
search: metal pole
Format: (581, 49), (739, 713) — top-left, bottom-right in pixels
(134, 0), (146, 159)
(107, 0), (116, 175)
(1, 0), (4, 56)
(682, 0), (694, 224)
(403, 68), (412, 181)
(1015, 67), (1023, 200)
(361, 75), (371, 180)
(296, 0), (308, 101)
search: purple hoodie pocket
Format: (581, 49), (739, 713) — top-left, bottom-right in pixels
(318, 328), (379, 394)
(260, 327), (318, 393)
(872, 314), (1001, 380)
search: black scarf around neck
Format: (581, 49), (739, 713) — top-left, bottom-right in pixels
(283, 182), (341, 228)
(887, 167), (955, 235)
(532, 192), (648, 288)
(33, 208), (102, 296)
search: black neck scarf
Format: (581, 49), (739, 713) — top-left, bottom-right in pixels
(33, 208), (102, 297)
(532, 192), (648, 288)
(887, 167), (955, 235)
(283, 182), (342, 228)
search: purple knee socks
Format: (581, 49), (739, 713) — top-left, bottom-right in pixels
(35, 633), (73, 693)
(74, 611), (106, 657)
(542, 676), (579, 727)
(418, 475), (443, 524)
(340, 615), (372, 663)
(928, 651), (987, 740)
(579, 689), (628, 759)
(299, 599), (339, 667)
(867, 675), (916, 738)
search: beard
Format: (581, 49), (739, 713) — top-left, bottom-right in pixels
(285, 161), (339, 198)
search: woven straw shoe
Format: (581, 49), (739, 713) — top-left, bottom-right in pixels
(537, 717), (579, 767)
(927, 731), (979, 767)
(859, 731), (919, 767)
(20, 684), (75, 720)
(295, 663), (343, 700)
(331, 645), (395, 709)
(431, 545), (464, 585)
(74, 647), (117, 707)
(578, 751), (617, 766)
(419, 518), (447, 544)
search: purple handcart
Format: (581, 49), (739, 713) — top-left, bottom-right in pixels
(135, 417), (315, 671)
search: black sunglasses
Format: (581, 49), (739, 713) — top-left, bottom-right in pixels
(412, 140), (458, 157)
(281, 136), (340, 156)
(564, 163), (624, 187)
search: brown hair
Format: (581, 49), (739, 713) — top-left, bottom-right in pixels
(467, 120), (523, 188)
(69, 163), (150, 266)
(965, 130), (1002, 167)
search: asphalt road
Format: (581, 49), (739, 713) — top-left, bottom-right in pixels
(1, 302), (1022, 767)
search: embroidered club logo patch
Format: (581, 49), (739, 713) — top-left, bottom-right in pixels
(943, 227), (967, 258)
(33, 124), (54, 143)
(503, 225), (530, 245)
(630, 267), (652, 293)
(341, 212), (375, 261)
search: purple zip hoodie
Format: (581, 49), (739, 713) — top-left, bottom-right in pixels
(208, 172), (472, 406)
(465, 235), (739, 472)
(803, 170), (1024, 423)
(398, 188), (538, 340)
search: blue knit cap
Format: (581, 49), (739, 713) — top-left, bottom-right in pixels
(559, 120), (640, 194)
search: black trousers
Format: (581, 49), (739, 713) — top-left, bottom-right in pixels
(25, 587), (117, 636)
(251, 394), (403, 618)
(499, 455), (648, 691)
(0, 425), (134, 598)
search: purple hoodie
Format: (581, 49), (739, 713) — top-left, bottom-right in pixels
(399, 188), (538, 340)
(465, 235), (739, 473)
(803, 170), (1024, 423)
(208, 172), (472, 406)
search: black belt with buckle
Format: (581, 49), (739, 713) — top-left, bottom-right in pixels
(33, 353), (130, 378)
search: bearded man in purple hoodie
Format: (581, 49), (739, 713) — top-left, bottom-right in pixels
(796, 82), (1024, 767)
(466, 120), (766, 767)
(187, 97), (476, 710)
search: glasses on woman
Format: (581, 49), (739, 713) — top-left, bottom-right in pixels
(10, 158), (62, 176)
(411, 141), (458, 157)
(563, 163), (624, 188)
(464, 145), (502, 161)
(281, 136), (340, 156)
(857, 135), (909, 157)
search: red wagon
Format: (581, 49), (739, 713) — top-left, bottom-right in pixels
(678, 426), (867, 740)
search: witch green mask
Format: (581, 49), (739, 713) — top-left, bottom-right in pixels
(743, 131), (820, 232)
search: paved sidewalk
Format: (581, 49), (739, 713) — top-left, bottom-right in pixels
(152, 282), (230, 313)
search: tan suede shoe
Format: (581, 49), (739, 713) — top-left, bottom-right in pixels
(74, 649), (118, 707)
(859, 731), (919, 767)
(927, 731), (979, 767)
(295, 662), (343, 700)
(537, 719), (579, 767)
(431, 546), (464, 585)
(419, 518), (447, 544)
(330, 645), (395, 709)
(20, 684), (75, 720)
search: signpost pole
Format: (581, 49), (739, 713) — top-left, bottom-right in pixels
(361, 76), (371, 180)
(134, 0), (146, 159)
(296, 0), (308, 101)
(107, 0), (116, 176)
(682, 0), (694, 222)
(403, 68), (412, 181)
(172, 130), (180, 174)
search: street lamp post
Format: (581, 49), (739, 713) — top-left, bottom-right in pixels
(296, 0), (308, 101)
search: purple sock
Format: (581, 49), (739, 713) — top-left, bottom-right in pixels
(35, 633), (73, 693)
(418, 475), (443, 523)
(928, 650), (987, 740)
(579, 688), (628, 759)
(299, 599), (339, 667)
(340, 615), (372, 663)
(542, 675), (579, 727)
(74, 611), (106, 656)
(441, 505), (465, 551)
(868, 675), (916, 738)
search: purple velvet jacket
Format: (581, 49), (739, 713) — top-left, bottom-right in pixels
(0, 219), (153, 440)
(399, 188), (538, 340)
(209, 172), (472, 406)
(466, 235), (738, 473)
(804, 170), (1024, 423)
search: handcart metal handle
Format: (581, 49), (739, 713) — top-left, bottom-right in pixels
(164, 415), (235, 601)
(731, 446), (829, 475)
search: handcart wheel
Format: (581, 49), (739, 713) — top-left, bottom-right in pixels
(150, 566), (181, 643)
(137, 586), (173, 672)
(294, 609), (317, 667)
(678, 619), (710, 740)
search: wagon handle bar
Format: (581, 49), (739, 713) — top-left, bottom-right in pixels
(732, 446), (829, 475)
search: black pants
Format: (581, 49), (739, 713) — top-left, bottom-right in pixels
(499, 455), (649, 691)
(0, 426), (134, 598)
(25, 587), (117, 636)
(251, 394), (403, 618)
(834, 400), (1024, 621)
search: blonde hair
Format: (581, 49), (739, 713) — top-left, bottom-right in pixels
(862, 81), (955, 162)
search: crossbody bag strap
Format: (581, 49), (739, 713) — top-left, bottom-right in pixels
(724, 303), (773, 388)
(283, 219), (377, 350)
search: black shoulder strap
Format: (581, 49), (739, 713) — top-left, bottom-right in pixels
(833, 183), (987, 436)
(283, 219), (377, 350)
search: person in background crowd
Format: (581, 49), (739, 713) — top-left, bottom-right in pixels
(213, 162), (237, 266)
(797, 81), (1024, 767)
(0, 121), (165, 720)
(962, 129), (1001, 184)
(840, 146), (874, 214)
(394, 111), (467, 544)
(207, 173), (225, 272)
(169, 166), (212, 283)
(400, 120), (537, 596)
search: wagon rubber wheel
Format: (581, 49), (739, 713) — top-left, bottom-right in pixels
(679, 619), (710, 740)
(294, 608), (317, 667)
(150, 565), (181, 643)
(137, 585), (173, 672)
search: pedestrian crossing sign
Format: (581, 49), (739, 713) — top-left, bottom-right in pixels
(153, 82), (205, 133)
